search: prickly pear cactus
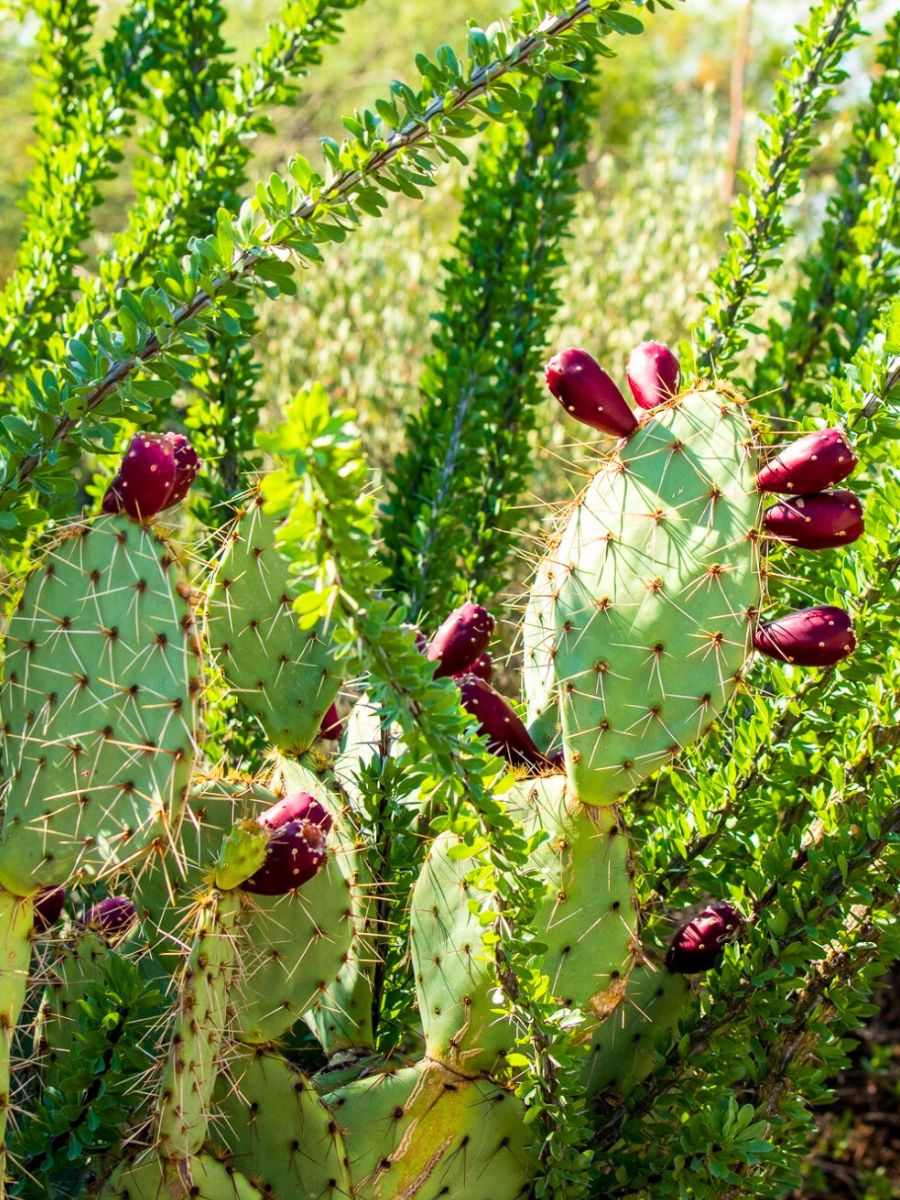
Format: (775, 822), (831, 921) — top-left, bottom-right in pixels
(0, 346), (862, 1199)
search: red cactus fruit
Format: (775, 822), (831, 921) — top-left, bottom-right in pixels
(427, 602), (495, 679)
(460, 652), (494, 683)
(244, 792), (332, 895)
(318, 701), (343, 741)
(756, 429), (857, 494)
(258, 791), (334, 835)
(82, 895), (137, 938)
(101, 473), (125, 514)
(666, 901), (743, 974)
(110, 433), (177, 520)
(34, 885), (66, 932)
(545, 348), (638, 438)
(753, 605), (856, 667)
(457, 674), (546, 769)
(626, 341), (681, 410)
(763, 490), (864, 550)
(162, 433), (200, 507)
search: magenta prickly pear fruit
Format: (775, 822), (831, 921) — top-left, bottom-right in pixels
(82, 895), (137, 938)
(426, 602), (495, 679)
(458, 652), (494, 681)
(101, 472), (125, 514)
(259, 791), (334, 836)
(457, 674), (546, 769)
(763, 490), (864, 550)
(108, 432), (177, 520)
(545, 347), (638, 438)
(34, 885), (66, 932)
(753, 605), (856, 667)
(243, 820), (328, 896)
(162, 432), (200, 507)
(666, 901), (743, 974)
(626, 341), (681, 410)
(318, 701), (343, 741)
(756, 429), (858, 494)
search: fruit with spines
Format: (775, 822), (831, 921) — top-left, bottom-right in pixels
(318, 700), (343, 740)
(545, 347), (638, 437)
(34, 886), (65, 933)
(753, 605), (856, 666)
(110, 432), (177, 520)
(81, 896), (137, 939)
(756, 428), (857, 493)
(457, 673), (548, 770)
(163, 432), (201, 507)
(427, 601), (495, 678)
(763, 490), (863, 549)
(626, 341), (681, 410)
(666, 901), (743, 973)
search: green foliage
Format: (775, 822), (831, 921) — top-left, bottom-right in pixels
(694, 0), (862, 375)
(10, 955), (163, 1199)
(382, 64), (594, 615)
(752, 12), (900, 415)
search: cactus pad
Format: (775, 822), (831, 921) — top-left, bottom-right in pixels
(524, 387), (761, 803)
(0, 516), (198, 893)
(213, 1045), (352, 1198)
(323, 1062), (532, 1200)
(206, 495), (340, 754)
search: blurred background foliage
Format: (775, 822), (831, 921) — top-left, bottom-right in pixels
(0, 2), (897, 1194)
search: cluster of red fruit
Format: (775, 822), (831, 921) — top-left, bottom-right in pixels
(545, 342), (862, 669)
(102, 431), (200, 520)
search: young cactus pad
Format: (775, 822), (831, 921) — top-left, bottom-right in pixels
(206, 494), (340, 754)
(523, 386), (762, 803)
(0, 516), (198, 894)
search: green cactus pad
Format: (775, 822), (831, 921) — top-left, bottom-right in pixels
(157, 890), (243, 1165)
(212, 1045), (352, 1198)
(273, 755), (377, 1056)
(323, 1061), (532, 1200)
(582, 957), (690, 1100)
(0, 891), (33, 1162)
(412, 775), (636, 1075)
(99, 1153), (262, 1200)
(136, 776), (354, 1044)
(0, 516), (198, 894)
(523, 386), (762, 804)
(206, 494), (340, 755)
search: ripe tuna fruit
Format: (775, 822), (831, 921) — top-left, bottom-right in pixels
(754, 605), (856, 667)
(244, 794), (331, 895)
(162, 432), (201, 507)
(545, 348), (638, 438)
(427, 602), (495, 679)
(457, 674), (546, 770)
(756, 429), (857, 494)
(463, 652), (494, 683)
(318, 701), (343, 741)
(34, 885), (66, 932)
(82, 895), (137, 938)
(666, 901), (743, 974)
(626, 341), (681, 410)
(763, 490), (864, 550)
(103, 433), (176, 520)
(258, 791), (334, 835)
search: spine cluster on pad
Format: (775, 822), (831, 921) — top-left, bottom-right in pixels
(0, 341), (863, 1199)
